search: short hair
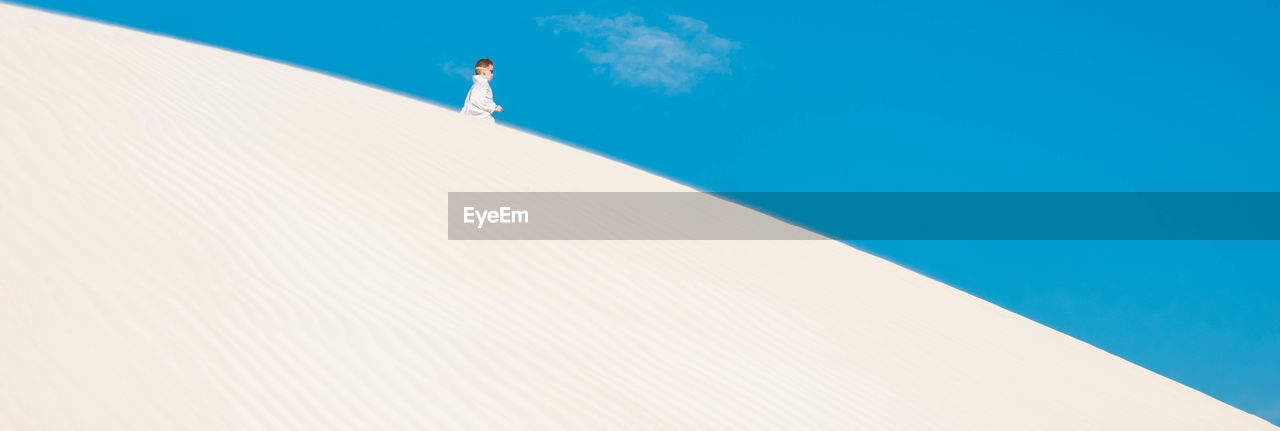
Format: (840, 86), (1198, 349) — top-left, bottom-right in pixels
(474, 58), (493, 75)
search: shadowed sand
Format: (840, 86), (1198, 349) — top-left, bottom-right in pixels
(1, 3), (1275, 430)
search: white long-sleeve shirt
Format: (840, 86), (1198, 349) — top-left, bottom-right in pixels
(460, 75), (496, 122)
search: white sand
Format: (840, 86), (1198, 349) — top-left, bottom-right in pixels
(1, 3), (1274, 430)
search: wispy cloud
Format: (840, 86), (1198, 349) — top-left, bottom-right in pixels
(539, 13), (739, 94)
(439, 60), (473, 81)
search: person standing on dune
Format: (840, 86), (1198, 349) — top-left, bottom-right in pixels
(460, 58), (502, 123)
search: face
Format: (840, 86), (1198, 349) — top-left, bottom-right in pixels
(481, 66), (494, 81)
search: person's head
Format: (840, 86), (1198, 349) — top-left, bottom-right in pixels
(474, 58), (494, 81)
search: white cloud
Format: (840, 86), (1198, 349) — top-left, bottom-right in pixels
(439, 60), (473, 81)
(540, 13), (739, 94)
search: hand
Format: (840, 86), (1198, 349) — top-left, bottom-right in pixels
(494, 105), (503, 113)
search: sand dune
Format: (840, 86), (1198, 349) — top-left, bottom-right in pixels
(0, 3), (1274, 429)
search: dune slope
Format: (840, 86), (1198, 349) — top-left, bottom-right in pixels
(0, 4), (1274, 430)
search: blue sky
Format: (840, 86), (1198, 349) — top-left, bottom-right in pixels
(14, 0), (1279, 423)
